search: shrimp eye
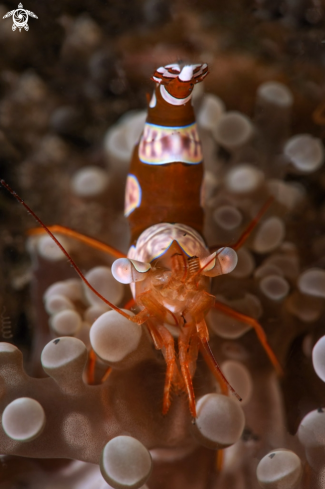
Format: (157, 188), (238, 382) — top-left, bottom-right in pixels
(200, 248), (238, 277)
(112, 258), (151, 284)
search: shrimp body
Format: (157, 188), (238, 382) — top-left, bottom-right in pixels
(12, 63), (279, 418)
(112, 64), (238, 416)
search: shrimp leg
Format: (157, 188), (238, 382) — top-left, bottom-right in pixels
(178, 327), (197, 417)
(28, 225), (126, 259)
(155, 324), (177, 415)
(213, 300), (283, 375)
(194, 318), (241, 399)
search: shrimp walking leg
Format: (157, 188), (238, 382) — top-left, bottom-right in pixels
(155, 324), (177, 415)
(213, 300), (283, 375)
(101, 367), (112, 383)
(87, 349), (97, 384)
(187, 335), (199, 378)
(28, 225), (126, 259)
(199, 340), (229, 395)
(194, 318), (234, 396)
(178, 327), (197, 417)
(123, 297), (136, 310)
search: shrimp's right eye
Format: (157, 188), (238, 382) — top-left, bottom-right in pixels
(200, 248), (238, 277)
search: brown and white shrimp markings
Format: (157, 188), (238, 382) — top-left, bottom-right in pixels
(0, 62), (282, 418)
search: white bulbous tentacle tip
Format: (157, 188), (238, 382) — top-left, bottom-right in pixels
(0, 342), (19, 353)
(256, 449), (302, 489)
(2, 397), (46, 442)
(90, 309), (139, 364)
(179, 65), (193, 81)
(100, 435), (152, 489)
(112, 258), (151, 284)
(70, 166), (109, 198)
(312, 335), (325, 382)
(192, 394), (245, 449)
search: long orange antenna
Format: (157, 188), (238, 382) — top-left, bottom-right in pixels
(0, 179), (131, 321)
(213, 300), (283, 375)
(28, 225), (126, 259)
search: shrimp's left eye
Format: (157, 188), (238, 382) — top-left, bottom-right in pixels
(112, 258), (151, 284)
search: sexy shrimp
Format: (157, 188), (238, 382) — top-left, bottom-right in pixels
(0, 62), (282, 418)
